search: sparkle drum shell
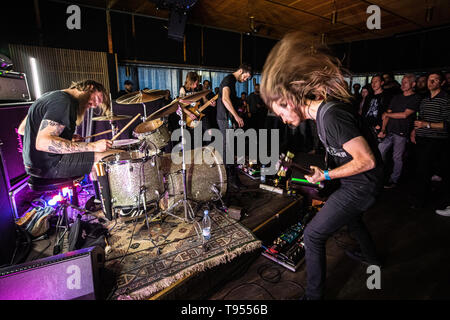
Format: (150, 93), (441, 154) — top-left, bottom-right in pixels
(100, 151), (163, 209)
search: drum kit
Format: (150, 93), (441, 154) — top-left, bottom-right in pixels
(92, 89), (227, 241)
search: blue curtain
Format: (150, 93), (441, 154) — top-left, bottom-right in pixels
(119, 64), (261, 101)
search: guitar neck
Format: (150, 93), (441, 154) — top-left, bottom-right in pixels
(197, 95), (218, 113)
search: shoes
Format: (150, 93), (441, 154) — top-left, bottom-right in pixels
(345, 249), (383, 267)
(383, 182), (397, 189)
(436, 206), (450, 217)
(431, 175), (443, 182)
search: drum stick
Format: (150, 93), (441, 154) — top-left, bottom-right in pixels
(82, 129), (112, 140)
(111, 113), (141, 142)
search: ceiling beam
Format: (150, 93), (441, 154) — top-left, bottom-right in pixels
(358, 0), (424, 29)
(264, 0), (376, 37)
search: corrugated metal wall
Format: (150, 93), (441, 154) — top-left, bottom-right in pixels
(8, 44), (110, 100)
(8, 45), (110, 138)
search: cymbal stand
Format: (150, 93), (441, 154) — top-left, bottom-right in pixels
(139, 185), (161, 255)
(160, 103), (202, 241)
(109, 95), (117, 138)
(141, 103), (147, 122)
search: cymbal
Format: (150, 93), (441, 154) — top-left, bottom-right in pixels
(178, 89), (211, 104)
(116, 89), (167, 105)
(92, 114), (132, 121)
(134, 119), (163, 134)
(146, 98), (187, 121)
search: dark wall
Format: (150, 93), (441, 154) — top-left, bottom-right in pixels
(2, 0), (277, 72)
(331, 25), (450, 74)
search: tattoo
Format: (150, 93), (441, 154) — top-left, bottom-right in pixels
(47, 137), (89, 154)
(39, 119), (65, 136)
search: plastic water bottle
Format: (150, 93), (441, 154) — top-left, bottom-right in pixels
(261, 165), (266, 183)
(202, 210), (211, 241)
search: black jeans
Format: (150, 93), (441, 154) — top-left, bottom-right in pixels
(412, 137), (450, 205)
(304, 184), (379, 299)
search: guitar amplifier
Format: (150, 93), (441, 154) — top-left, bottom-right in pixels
(0, 246), (105, 300)
(0, 71), (31, 102)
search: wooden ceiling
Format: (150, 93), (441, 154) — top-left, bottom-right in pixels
(75, 0), (450, 45)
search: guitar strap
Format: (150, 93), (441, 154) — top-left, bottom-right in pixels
(315, 100), (343, 169)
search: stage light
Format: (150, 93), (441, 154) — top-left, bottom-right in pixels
(29, 57), (42, 99)
(48, 194), (63, 206)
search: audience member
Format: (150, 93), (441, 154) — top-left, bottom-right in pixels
(383, 72), (402, 97)
(377, 74), (421, 188)
(117, 80), (133, 98)
(415, 75), (429, 100)
(362, 75), (391, 138)
(410, 72), (450, 208)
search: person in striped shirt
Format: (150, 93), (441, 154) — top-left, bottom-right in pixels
(410, 72), (450, 208)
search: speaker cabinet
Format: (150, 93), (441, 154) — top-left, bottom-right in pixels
(168, 10), (187, 42)
(0, 246), (105, 300)
(0, 140), (16, 266)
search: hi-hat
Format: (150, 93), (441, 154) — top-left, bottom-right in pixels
(178, 89), (211, 104)
(146, 98), (187, 121)
(116, 89), (167, 105)
(92, 114), (132, 121)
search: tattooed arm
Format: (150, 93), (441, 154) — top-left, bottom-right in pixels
(35, 119), (111, 153)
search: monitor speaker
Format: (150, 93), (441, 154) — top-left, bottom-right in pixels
(168, 10), (187, 42)
(0, 246), (105, 300)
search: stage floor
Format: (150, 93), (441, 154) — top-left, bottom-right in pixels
(21, 151), (450, 300)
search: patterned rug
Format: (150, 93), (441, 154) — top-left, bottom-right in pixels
(104, 207), (261, 300)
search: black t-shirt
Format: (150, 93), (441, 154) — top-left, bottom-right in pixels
(216, 74), (237, 121)
(386, 93), (420, 136)
(318, 102), (383, 190)
(362, 92), (390, 128)
(248, 92), (264, 114)
(23, 91), (78, 176)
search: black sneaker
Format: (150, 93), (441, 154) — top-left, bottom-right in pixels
(345, 249), (383, 267)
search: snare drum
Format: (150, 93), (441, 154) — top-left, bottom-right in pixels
(159, 146), (227, 210)
(100, 151), (164, 209)
(111, 139), (140, 151)
(133, 121), (171, 151)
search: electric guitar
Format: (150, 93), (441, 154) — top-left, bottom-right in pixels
(185, 94), (218, 128)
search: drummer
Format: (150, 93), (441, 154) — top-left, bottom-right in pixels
(17, 80), (121, 179)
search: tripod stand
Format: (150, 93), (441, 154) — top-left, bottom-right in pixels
(158, 103), (203, 241)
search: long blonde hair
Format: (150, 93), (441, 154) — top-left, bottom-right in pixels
(261, 31), (352, 110)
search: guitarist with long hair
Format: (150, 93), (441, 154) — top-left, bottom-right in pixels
(261, 32), (384, 300)
(216, 64), (252, 191)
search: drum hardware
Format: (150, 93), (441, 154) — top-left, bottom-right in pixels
(211, 184), (227, 210)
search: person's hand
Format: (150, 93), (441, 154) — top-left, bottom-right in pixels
(414, 120), (429, 129)
(375, 125), (381, 130)
(211, 100), (216, 107)
(378, 131), (386, 139)
(72, 134), (83, 142)
(234, 115), (244, 128)
(186, 111), (197, 120)
(305, 166), (325, 184)
(90, 139), (112, 152)
(410, 129), (416, 144)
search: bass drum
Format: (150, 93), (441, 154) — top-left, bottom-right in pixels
(159, 146), (227, 209)
(101, 151), (164, 209)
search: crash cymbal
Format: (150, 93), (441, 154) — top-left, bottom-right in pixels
(116, 89), (167, 105)
(92, 114), (132, 121)
(178, 89), (211, 104)
(146, 98), (187, 121)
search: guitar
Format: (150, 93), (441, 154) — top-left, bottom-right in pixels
(185, 94), (218, 128)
